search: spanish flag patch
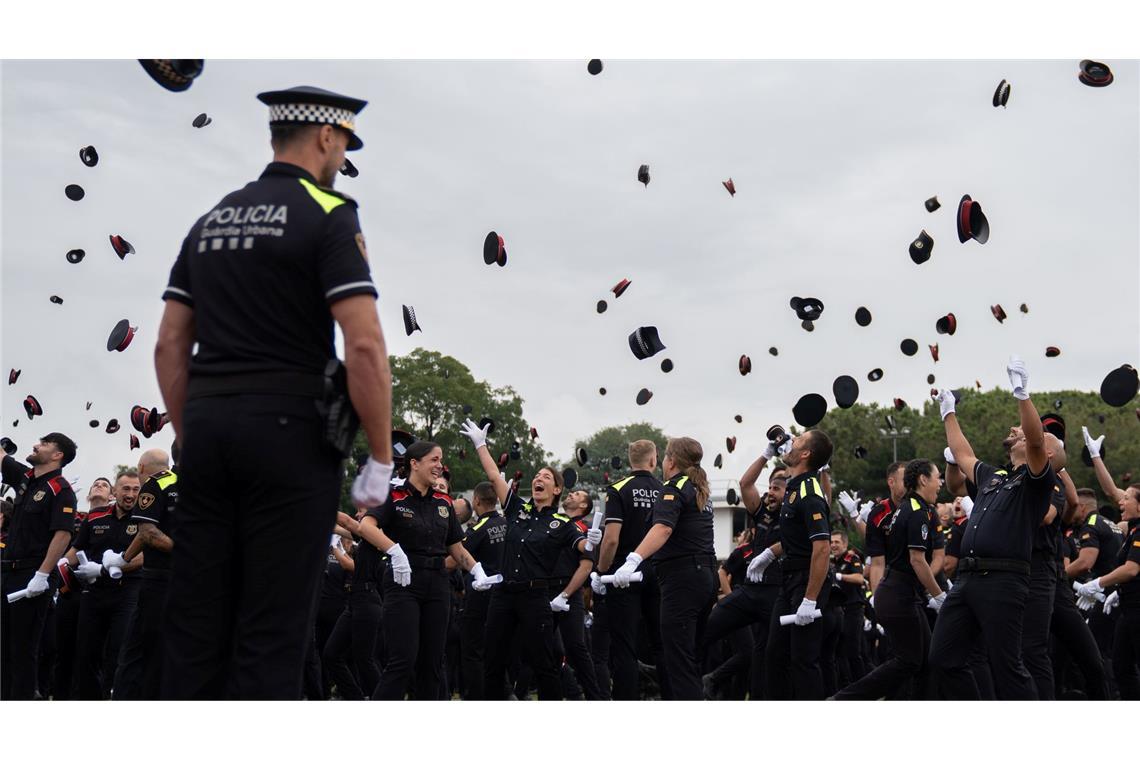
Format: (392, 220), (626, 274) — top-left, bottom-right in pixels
(664, 494), (675, 501)
(812, 513), (822, 520)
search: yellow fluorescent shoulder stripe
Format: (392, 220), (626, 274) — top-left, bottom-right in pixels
(473, 516), (489, 531)
(156, 472), (178, 490)
(675, 476), (689, 489)
(298, 178), (347, 213)
(911, 498), (922, 511)
(612, 476), (635, 491)
(553, 514), (570, 522)
(811, 478), (823, 497)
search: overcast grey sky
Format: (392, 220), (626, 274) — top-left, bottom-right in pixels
(2, 59), (1137, 494)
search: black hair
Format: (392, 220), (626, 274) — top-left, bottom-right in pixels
(803, 430), (834, 471)
(886, 461), (907, 479)
(405, 440), (442, 464)
(903, 459), (937, 492)
(41, 432), (77, 468)
(472, 481), (497, 508)
(269, 122), (321, 151)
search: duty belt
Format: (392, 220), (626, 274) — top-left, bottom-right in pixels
(957, 557), (1031, 576)
(187, 371), (325, 399)
(1, 558), (42, 572)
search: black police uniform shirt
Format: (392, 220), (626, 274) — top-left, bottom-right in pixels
(947, 515), (969, 559)
(1, 458), (76, 563)
(352, 539), (386, 589)
(462, 511), (507, 577)
(864, 498), (896, 559)
(130, 469), (178, 572)
(1028, 481), (1067, 572)
(604, 470), (663, 572)
(960, 461), (1055, 563)
(748, 505), (783, 587)
(552, 515), (595, 582)
(321, 549), (350, 601)
(74, 504), (138, 589)
(834, 548), (865, 605)
(1115, 521), (1140, 608)
(163, 162), (378, 383)
(723, 545), (751, 590)
(884, 495), (940, 583)
(369, 485), (463, 560)
(778, 473), (831, 564)
(1077, 512), (1125, 579)
(651, 474), (714, 562)
(501, 492), (587, 583)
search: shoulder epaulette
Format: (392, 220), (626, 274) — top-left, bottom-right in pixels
(389, 488), (410, 501)
(552, 513), (570, 522)
(574, 518), (589, 531)
(610, 476), (635, 492)
(433, 491), (454, 505)
(47, 475), (71, 495)
(154, 470), (178, 490)
(673, 475), (690, 489)
(1087, 514), (1098, 526)
(88, 506), (113, 520)
(472, 516), (489, 531)
(297, 177), (357, 213)
(799, 477), (823, 499)
(910, 497), (922, 511)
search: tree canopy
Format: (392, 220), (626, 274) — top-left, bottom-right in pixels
(564, 422), (669, 491)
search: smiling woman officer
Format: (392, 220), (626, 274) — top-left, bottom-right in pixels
(356, 440), (484, 700)
(459, 418), (602, 700)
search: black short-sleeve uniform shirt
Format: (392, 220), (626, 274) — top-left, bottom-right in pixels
(864, 499), (895, 559)
(351, 532), (387, 589)
(748, 505), (783, 587)
(320, 550), (350, 600)
(1, 457), (76, 562)
(947, 515), (969, 559)
(604, 470), (663, 572)
(834, 548), (865, 605)
(960, 461), (1055, 563)
(462, 511), (507, 577)
(372, 485), (464, 559)
(1028, 481), (1067, 571)
(501, 492), (587, 582)
(723, 545), (751, 590)
(652, 474), (714, 562)
(885, 494), (939, 583)
(130, 468), (179, 571)
(1115, 521), (1140, 608)
(1077, 512), (1125, 578)
(779, 473), (831, 563)
(163, 162), (378, 384)
(74, 505), (137, 590)
(553, 515), (595, 580)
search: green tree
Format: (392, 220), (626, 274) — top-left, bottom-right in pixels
(564, 422), (668, 492)
(341, 349), (552, 511)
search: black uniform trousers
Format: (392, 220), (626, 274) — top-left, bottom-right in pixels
(655, 555), (718, 700)
(839, 602), (869, 685)
(460, 586), (492, 699)
(607, 563), (669, 700)
(112, 575), (169, 700)
(0, 569), (53, 700)
(766, 568), (832, 700)
(929, 569), (1036, 699)
(1112, 607), (1140, 700)
(553, 589), (603, 699)
(704, 617), (752, 698)
(51, 591), (81, 700)
(484, 585), (562, 700)
(589, 593), (612, 699)
(1086, 604), (1118, 698)
(819, 603), (844, 697)
(834, 572), (929, 700)
(161, 394), (342, 700)
(75, 581), (139, 699)
(314, 593), (346, 697)
(373, 568), (450, 700)
(1021, 562), (1057, 700)
(701, 583), (777, 699)
(323, 587), (384, 699)
(1049, 582), (1107, 699)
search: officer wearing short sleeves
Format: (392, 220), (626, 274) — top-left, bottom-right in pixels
(157, 86), (383, 700)
(833, 545), (869, 684)
(458, 500), (505, 700)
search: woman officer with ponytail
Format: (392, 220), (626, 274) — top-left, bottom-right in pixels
(613, 436), (717, 700)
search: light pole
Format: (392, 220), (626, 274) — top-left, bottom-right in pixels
(878, 427), (911, 462)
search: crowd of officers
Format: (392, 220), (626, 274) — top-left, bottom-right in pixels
(2, 355), (1138, 700)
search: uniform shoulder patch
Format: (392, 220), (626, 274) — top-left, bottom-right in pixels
(47, 475), (71, 495)
(138, 493), (156, 511)
(1087, 514), (1098, 525)
(663, 493), (676, 501)
(552, 513), (570, 522)
(910, 498), (922, 511)
(434, 491), (454, 505)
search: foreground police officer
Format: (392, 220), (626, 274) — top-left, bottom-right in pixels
(929, 357), (1063, 699)
(614, 436), (717, 700)
(1, 435), (78, 699)
(155, 85), (394, 699)
(459, 481), (506, 699)
(596, 439), (667, 700)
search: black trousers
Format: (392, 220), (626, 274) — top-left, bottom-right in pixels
(75, 582), (139, 699)
(460, 587), (492, 699)
(1087, 604), (1118, 698)
(1112, 608), (1140, 700)
(929, 569), (1035, 700)
(607, 563), (668, 700)
(484, 586), (561, 700)
(0, 569), (53, 700)
(314, 594), (345, 698)
(705, 617), (752, 698)
(589, 593), (612, 699)
(323, 588), (383, 700)
(766, 568), (832, 700)
(112, 576), (169, 700)
(1049, 582), (1107, 699)
(656, 556), (718, 700)
(834, 573), (929, 700)
(161, 394), (342, 700)
(373, 569), (451, 700)
(553, 590), (603, 699)
(1021, 563), (1056, 700)
(820, 604), (843, 697)
(701, 583), (777, 699)
(839, 602), (869, 685)
(51, 591), (81, 700)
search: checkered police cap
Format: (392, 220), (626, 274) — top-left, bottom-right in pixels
(257, 86), (368, 151)
(267, 102), (357, 132)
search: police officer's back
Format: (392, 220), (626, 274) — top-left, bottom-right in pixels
(154, 85), (394, 699)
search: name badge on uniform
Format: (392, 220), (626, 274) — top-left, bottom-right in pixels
(921, 524), (929, 540)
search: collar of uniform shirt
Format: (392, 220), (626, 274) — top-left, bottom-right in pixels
(260, 161), (319, 183)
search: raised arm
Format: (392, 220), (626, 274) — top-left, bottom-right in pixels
(739, 450), (772, 514)
(1008, 355), (1047, 475)
(938, 389), (979, 484)
(459, 419), (508, 505)
(1082, 428), (1125, 503)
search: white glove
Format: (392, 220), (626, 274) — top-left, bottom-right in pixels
(863, 617), (872, 632)
(858, 501), (874, 523)
(585, 611), (594, 629)
(24, 571), (51, 598)
(762, 441), (779, 460)
(818, 462), (830, 473)
(927, 592), (947, 612)
(1077, 594), (1096, 612)
(1104, 590), (1120, 614)
(586, 527), (603, 546)
(550, 593), (571, 613)
(838, 490), (859, 519)
(471, 562), (488, 585)
(386, 544), (412, 587)
(943, 446), (957, 465)
(777, 438), (794, 457)
(459, 418), (490, 450)
(1081, 427), (1104, 460)
(794, 598), (818, 626)
(590, 571), (607, 596)
(960, 496), (974, 518)
(876, 624), (885, 635)
(834, 572), (844, 582)
(1006, 355), (1030, 400)
(746, 548), (776, 583)
(471, 570), (502, 592)
(76, 561), (103, 584)
(102, 549), (127, 570)
(1075, 578), (1104, 598)
(936, 389), (957, 420)
(613, 552), (643, 588)
(869, 594), (875, 609)
(351, 457), (394, 508)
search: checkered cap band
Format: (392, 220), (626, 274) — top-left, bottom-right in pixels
(268, 103), (356, 131)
